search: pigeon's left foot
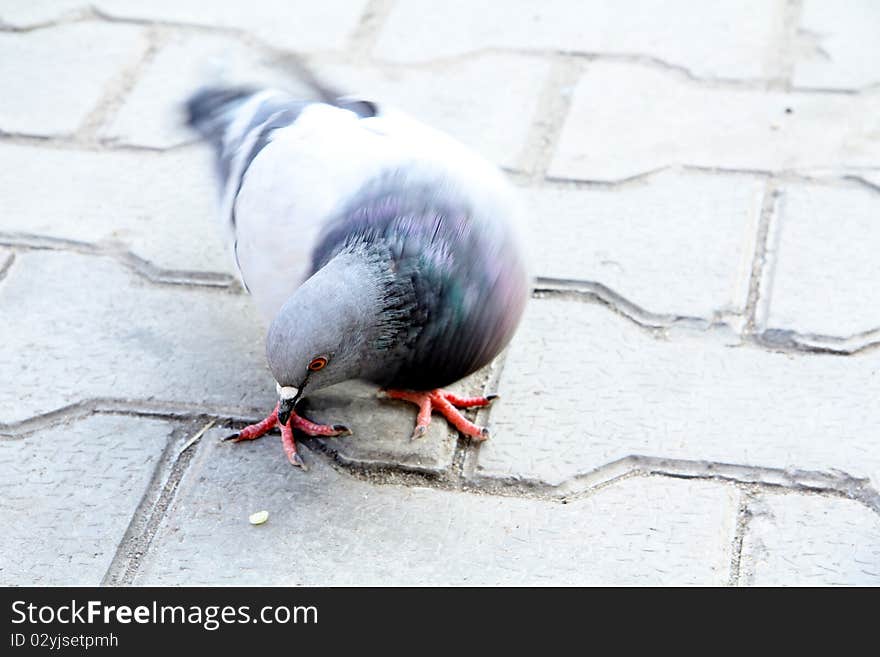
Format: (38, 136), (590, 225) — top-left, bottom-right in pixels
(382, 389), (498, 441)
(223, 403), (351, 468)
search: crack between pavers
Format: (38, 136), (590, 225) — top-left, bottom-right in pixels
(744, 180), (780, 334)
(0, 129), (192, 153)
(535, 282), (878, 358)
(847, 174), (880, 195)
(533, 277), (739, 335)
(301, 436), (454, 482)
(0, 398), (267, 438)
(778, 0), (804, 90)
(344, 0), (395, 58)
(88, 7), (349, 63)
(515, 54), (584, 181)
(5, 8), (874, 95)
(463, 455), (880, 514)
(6, 404), (879, 519)
(0, 232), (241, 290)
(543, 165), (879, 188)
(0, 249), (15, 284)
(0, 6), (99, 33)
(754, 326), (880, 355)
(369, 47), (793, 91)
(76, 24), (166, 142)
(297, 443), (880, 521)
(368, 47), (869, 93)
(727, 488), (755, 586)
(0, 13), (761, 90)
(415, 352), (516, 484)
(102, 418), (210, 586)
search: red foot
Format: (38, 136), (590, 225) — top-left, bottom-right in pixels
(382, 389), (498, 441)
(223, 403), (351, 468)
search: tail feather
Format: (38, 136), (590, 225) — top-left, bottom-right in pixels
(184, 70), (379, 207)
(185, 86), (258, 144)
(185, 85), (301, 186)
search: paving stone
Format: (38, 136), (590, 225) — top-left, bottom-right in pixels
(524, 171), (763, 319)
(740, 493), (880, 585)
(0, 251), (456, 472)
(0, 143), (229, 274)
(759, 182), (880, 338)
(0, 22), (149, 137)
(794, 0), (880, 90)
(0, 0), (86, 27)
(136, 432), (738, 585)
(0, 415), (172, 585)
(91, 0), (367, 52)
(317, 54), (550, 168)
(301, 369), (490, 476)
(548, 62), (880, 182)
(0, 250), (269, 425)
(471, 297), (880, 490)
(100, 32), (303, 149)
(375, 0), (784, 80)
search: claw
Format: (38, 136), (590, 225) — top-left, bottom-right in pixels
(410, 425), (428, 441)
(485, 393), (499, 403)
(333, 424), (353, 436)
(221, 432), (241, 442)
(288, 451), (308, 470)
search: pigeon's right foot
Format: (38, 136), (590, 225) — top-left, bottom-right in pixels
(381, 388), (498, 441)
(223, 403), (350, 469)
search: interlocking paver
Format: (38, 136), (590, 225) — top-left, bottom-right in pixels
(0, 250), (269, 426)
(524, 171), (763, 319)
(759, 182), (880, 339)
(91, 0), (368, 52)
(0, 415), (172, 585)
(0, 143), (228, 273)
(740, 493), (880, 585)
(471, 298), (880, 490)
(794, 0), (880, 90)
(100, 32), (297, 150)
(549, 62), (880, 182)
(0, 22), (149, 136)
(136, 430), (738, 585)
(375, 0), (785, 80)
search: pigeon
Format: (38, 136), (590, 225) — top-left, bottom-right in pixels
(186, 77), (530, 467)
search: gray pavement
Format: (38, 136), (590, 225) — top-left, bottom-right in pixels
(1, 1), (879, 586)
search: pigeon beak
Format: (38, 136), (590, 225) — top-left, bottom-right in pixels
(277, 398), (296, 426)
(275, 384), (301, 426)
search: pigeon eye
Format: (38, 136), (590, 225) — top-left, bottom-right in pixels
(308, 356), (328, 372)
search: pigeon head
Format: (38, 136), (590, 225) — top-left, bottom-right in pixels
(265, 245), (406, 424)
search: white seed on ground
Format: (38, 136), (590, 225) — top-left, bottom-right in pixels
(248, 510), (269, 525)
